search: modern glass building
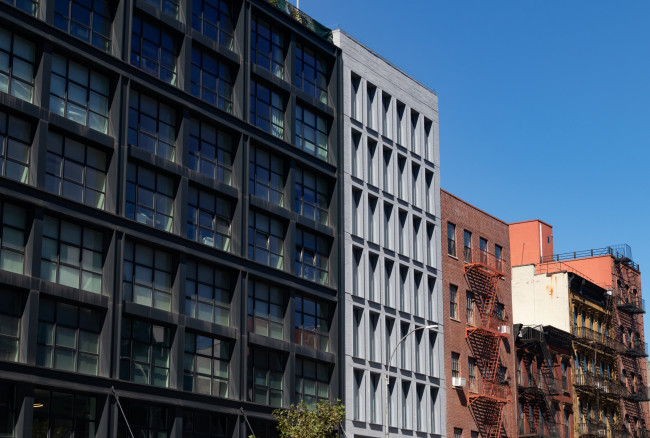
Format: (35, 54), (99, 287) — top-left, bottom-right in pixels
(0, 0), (341, 436)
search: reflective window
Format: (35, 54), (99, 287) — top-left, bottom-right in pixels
(295, 358), (330, 407)
(0, 290), (22, 362)
(250, 81), (284, 139)
(54, 0), (112, 52)
(248, 348), (283, 407)
(248, 211), (284, 269)
(0, 202), (26, 274)
(50, 54), (109, 134)
(185, 260), (231, 326)
(142, 0), (179, 18)
(295, 105), (327, 160)
(131, 16), (178, 85)
(251, 16), (283, 78)
(295, 44), (327, 104)
(247, 279), (284, 340)
(187, 187), (232, 251)
(128, 90), (176, 161)
(182, 410), (231, 438)
(294, 295), (330, 352)
(41, 216), (103, 293)
(1, 0), (38, 16)
(192, 0), (234, 50)
(123, 240), (173, 311)
(0, 111), (31, 183)
(117, 401), (170, 438)
(190, 48), (233, 114)
(0, 28), (35, 102)
(126, 162), (174, 232)
(120, 318), (171, 387)
(249, 147), (284, 206)
(188, 118), (233, 184)
(36, 298), (101, 375)
(184, 333), (230, 397)
(45, 132), (107, 209)
(295, 229), (328, 284)
(32, 389), (98, 438)
(294, 168), (328, 225)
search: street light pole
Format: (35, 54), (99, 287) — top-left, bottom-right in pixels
(384, 324), (438, 438)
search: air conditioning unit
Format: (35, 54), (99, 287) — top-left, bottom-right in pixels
(499, 325), (511, 335)
(606, 290), (613, 296)
(452, 377), (466, 388)
(597, 429), (607, 437)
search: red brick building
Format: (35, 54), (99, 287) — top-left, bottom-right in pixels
(441, 190), (516, 438)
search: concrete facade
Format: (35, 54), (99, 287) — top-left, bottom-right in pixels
(0, 1), (342, 437)
(332, 30), (444, 438)
(441, 190), (516, 438)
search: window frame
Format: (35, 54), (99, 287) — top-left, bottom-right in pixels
(295, 105), (328, 160)
(247, 279), (285, 340)
(130, 15), (178, 85)
(185, 260), (231, 326)
(295, 43), (327, 104)
(191, 0), (235, 50)
(188, 118), (233, 185)
(0, 202), (26, 275)
(295, 295), (330, 352)
(187, 186), (232, 252)
(183, 332), (230, 397)
(125, 162), (175, 232)
(128, 90), (176, 162)
(122, 240), (173, 311)
(249, 147), (285, 206)
(190, 48), (233, 113)
(119, 318), (171, 387)
(247, 210), (284, 269)
(250, 16), (284, 78)
(0, 27), (36, 103)
(295, 229), (329, 285)
(295, 358), (330, 407)
(53, 0), (113, 52)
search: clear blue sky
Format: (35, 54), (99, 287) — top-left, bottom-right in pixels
(301, 1), (650, 337)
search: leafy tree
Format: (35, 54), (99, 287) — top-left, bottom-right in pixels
(270, 400), (345, 438)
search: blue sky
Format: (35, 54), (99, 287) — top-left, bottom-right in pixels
(300, 1), (650, 336)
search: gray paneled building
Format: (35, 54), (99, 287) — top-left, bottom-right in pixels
(0, 0), (342, 436)
(333, 29), (445, 438)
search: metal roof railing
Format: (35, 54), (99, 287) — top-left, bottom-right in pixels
(542, 244), (639, 271)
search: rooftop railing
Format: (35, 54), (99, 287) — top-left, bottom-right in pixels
(542, 244), (639, 271)
(265, 0), (333, 42)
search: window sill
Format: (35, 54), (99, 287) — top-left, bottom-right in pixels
(448, 254), (458, 260)
(450, 317), (461, 323)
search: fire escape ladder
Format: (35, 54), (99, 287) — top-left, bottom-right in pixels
(486, 403), (505, 438)
(538, 334), (559, 396)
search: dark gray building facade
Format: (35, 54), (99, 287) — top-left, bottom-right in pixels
(0, 0), (342, 436)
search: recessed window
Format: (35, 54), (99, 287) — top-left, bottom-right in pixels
(41, 216), (103, 293)
(54, 0), (113, 52)
(142, 0), (179, 18)
(447, 222), (456, 257)
(32, 389), (98, 437)
(187, 186), (232, 251)
(191, 0), (234, 50)
(185, 260), (231, 326)
(295, 44), (327, 104)
(184, 332), (231, 397)
(120, 318), (171, 387)
(295, 295), (330, 352)
(248, 210), (284, 269)
(0, 111), (31, 184)
(190, 48), (233, 113)
(0, 202), (26, 275)
(250, 81), (284, 139)
(0, 28), (36, 102)
(0, 290), (23, 362)
(451, 353), (460, 379)
(250, 16), (284, 78)
(295, 358), (330, 407)
(45, 132), (107, 209)
(130, 16), (178, 85)
(123, 240), (173, 311)
(450, 284), (458, 319)
(126, 162), (175, 232)
(248, 348), (284, 407)
(182, 410), (232, 438)
(128, 90), (176, 161)
(295, 105), (328, 160)
(36, 298), (101, 375)
(249, 147), (285, 206)
(50, 54), (109, 134)
(3, 0), (38, 16)
(295, 229), (329, 284)
(295, 168), (329, 225)
(188, 118), (233, 185)
(350, 73), (361, 120)
(247, 279), (285, 340)
(366, 83), (376, 130)
(117, 401), (171, 438)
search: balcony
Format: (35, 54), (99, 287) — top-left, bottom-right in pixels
(463, 246), (507, 276)
(617, 295), (645, 314)
(619, 340), (648, 358)
(578, 421), (608, 437)
(624, 384), (650, 402)
(572, 325), (617, 351)
(573, 372), (626, 397)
